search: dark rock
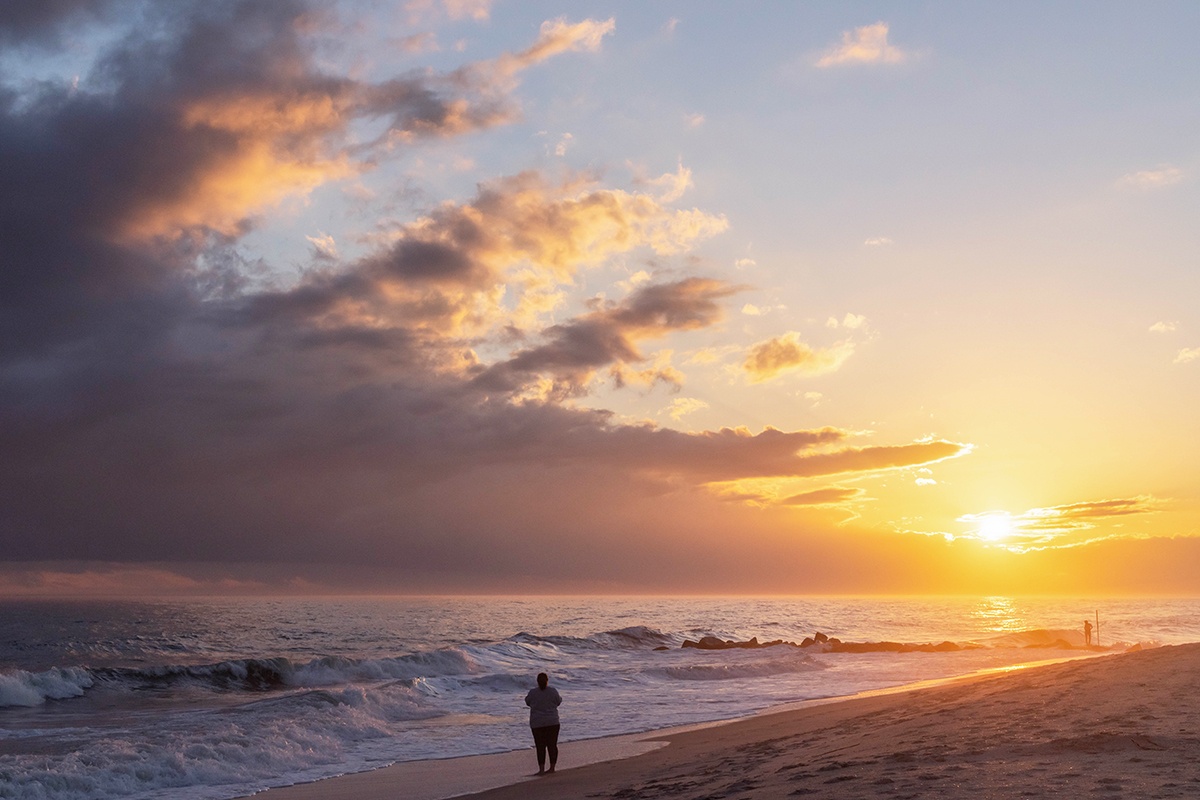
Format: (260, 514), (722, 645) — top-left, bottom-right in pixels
(681, 635), (798, 650)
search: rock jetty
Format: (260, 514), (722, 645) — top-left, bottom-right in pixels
(673, 632), (966, 654)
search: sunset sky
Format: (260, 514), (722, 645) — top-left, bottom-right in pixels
(2, 1), (1197, 596)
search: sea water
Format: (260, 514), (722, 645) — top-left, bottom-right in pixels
(1, 595), (1197, 800)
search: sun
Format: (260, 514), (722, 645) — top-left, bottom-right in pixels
(977, 514), (1014, 542)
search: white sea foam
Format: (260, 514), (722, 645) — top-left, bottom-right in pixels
(0, 666), (93, 707)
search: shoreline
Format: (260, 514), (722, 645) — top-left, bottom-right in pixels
(251, 651), (1116, 800)
(462, 642), (1200, 800)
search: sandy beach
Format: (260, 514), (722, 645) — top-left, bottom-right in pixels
(256, 642), (1200, 800)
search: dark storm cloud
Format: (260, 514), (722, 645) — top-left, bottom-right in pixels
(0, 0), (538, 361)
(0, 0), (115, 46)
(0, 2), (969, 584)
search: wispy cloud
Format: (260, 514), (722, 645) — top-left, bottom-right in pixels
(1175, 347), (1200, 364)
(957, 496), (1164, 551)
(397, 32), (440, 54)
(1149, 320), (1179, 333)
(781, 486), (864, 506)
(864, 236), (894, 246)
(665, 397), (709, 421)
(1118, 165), (1184, 190)
(405, 0), (493, 23)
(827, 313), (867, 330)
(816, 22), (908, 68)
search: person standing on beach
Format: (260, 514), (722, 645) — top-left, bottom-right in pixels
(1084, 619), (1093, 646)
(525, 672), (562, 775)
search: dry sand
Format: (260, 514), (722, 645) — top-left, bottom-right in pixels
(256, 643), (1200, 800)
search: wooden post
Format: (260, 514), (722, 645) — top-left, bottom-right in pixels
(1095, 610), (1100, 648)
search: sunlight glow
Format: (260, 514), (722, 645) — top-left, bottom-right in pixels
(977, 514), (1014, 542)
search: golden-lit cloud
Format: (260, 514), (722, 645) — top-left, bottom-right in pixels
(639, 162), (694, 203)
(338, 171), (729, 339)
(816, 22), (908, 68)
(956, 496), (1164, 551)
(665, 397), (709, 421)
(586, 427), (969, 484)
(104, 14), (618, 242)
(1149, 320), (1179, 333)
(121, 101), (357, 239)
(827, 312), (867, 329)
(744, 332), (854, 382)
(864, 236), (893, 246)
(781, 486), (865, 506)
(484, 16), (615, 86)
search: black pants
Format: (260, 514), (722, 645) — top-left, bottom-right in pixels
(531, 724), (559, 769)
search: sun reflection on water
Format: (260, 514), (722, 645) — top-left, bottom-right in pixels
(969, 596), (1032, 635)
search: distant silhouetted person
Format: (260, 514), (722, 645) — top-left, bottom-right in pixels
(525, 672), (562, 775)
(1084, 619), (1093, 646)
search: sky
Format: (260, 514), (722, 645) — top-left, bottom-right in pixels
(1, 0), (1198, 596)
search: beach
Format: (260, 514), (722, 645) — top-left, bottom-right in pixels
(257, 642), (1200, 800)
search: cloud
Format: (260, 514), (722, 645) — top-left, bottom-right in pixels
(0, 0), (119, 46)
(243, 170), (729, 347)
(816, 22), (908, 68)
(641, 163), (694, 203)
(1175, 347), (1200, 364)
(1149, 321), (1178, 333)
(398, 32), (440, 54)
(0, 2), (983, 591)
(306, 233), (339, 260)
(665, 397), (708, 421)
(956, 496), (1164, 551)
(474, 277), (741, 395)
(404, 0), (492, 23)
(744, 332), (855, 382)
(684, 112), (705, 128)
(484, 16), (614, 86)
(0, 563), (272, 597)
(826, 312), (867, 330)
(863, 236), (893, 246)
(781, 486), (864, 506)
(1118, 165), (1184, 189)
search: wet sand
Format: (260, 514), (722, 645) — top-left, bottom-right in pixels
(256, 642), (1200, 800)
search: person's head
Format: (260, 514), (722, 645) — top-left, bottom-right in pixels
(537, 672), (548, 689)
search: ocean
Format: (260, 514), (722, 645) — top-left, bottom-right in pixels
(1, 595), (1197, 800)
